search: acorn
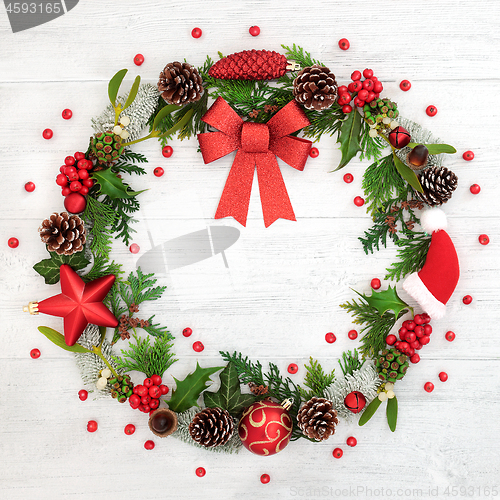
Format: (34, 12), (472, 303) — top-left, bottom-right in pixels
(407, 144), (429, 169)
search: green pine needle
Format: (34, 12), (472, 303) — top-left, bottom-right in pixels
(101, 193), (140, 247)
(338, 350), (363, 376)
(82, 195), (117, 259)
(359, 123), (386, 162)
(299, 357), (335, 400)
(281, 43), (323, 68)
(112, 149), (148, 176)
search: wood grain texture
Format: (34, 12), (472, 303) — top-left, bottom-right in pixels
(1, 1), (500, 498)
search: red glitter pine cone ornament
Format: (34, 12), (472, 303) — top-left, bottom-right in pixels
(208, 49), (299, 80)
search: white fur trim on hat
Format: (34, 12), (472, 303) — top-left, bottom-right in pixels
(420, 208), (447, 234)
(402, 271), (447, 320)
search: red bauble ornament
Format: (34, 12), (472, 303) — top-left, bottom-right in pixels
(343, 173), (354, 183)
(354, 196), (365, 207)
(287, 363), (298, 374)
(325, 332), (336, 344)
(42, 128), (53, 139)
(124, 424), (136, 435)
(64, 192), (87, 214)
(470, 184), (481, 195)
(400, 80), (411, 91)
(344, 391), (366, 414)
(134, 54), (144, 66)
(8, 237), (19, 248)
(260, 474), (270, 484)
(191, 27), (202, 38)
(249, 26), (260, 37)
(30, 348), (41, 359)
(332, 448), (343, 458)
(338, 38), (350, 50)
(25, 181), (35, 192)
(463, 150), (474, 161)
(445, 331), (456, 342)
(388, 126), (411, 149)
(144, 440), (155, 450)
(183, 327), (193, 337)
(346, 436), (357, 447)
(78, 389), (88, 401)
(426, 105), (438, 117)
(238, 400), (293, 456)
(87, 420), (98, 432)
(371, 278), (381, 290)
(196, 467), (206, 477)
(479, 234), (489, 245)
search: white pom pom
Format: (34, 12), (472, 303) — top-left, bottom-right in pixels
(420, 208), (447, 233)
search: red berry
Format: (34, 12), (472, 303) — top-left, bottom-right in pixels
(162, 145), (173, 158)
(149, 386), (161, 399)
(399, 326), (408, 339)
(346, 436), (357, 447)
(149, 399), (160, 410)
(191, 27), (202, 38)
(76, 159), (88, 170)
(61, 187), (71, 197)
(8, 237), (19, 248)
(407, 347), (415, 357)
(24, 181), (36, 192)
(338, 38), (350, 50)
(154, 167), (164, 177)
(325, 332), (336, 344)
(463, 150), (474, 161)
(410, 340), (421, 349)
(143, 378), (153, 388)
(338, 85), (349, 94)
(445, 331), (456, 342)
(78, 389), (88, 401)
(59, 165), (66, 173)
(394, 341), (402, 350)
(470, 184), (481, 194)
(138, 405), (146, 413)
(363, 69), (373, 79)
(287, 363), (298, 374)
(439, 372), (448, 382)
(56, 174), (68, 186)
(74, 152), (86, 161)
(129, 243), (140, 254)
(143, 404), (151, 413)
(373, 81), (383, 93)
(353, 196), (365, 207)
(406, 332), (416, 343)
(159, 384), (169, 395)
(343, 173), (354, 183)
(136, 385), (148, 397)
(365, 92), (376, 103)
(83, 178), (94, 188)
(65, 156), (76, 166)
(78, 169), (89, 180)
(87, 420), (98, 432)
(420, 335), (430, 345)
(414, 326), (424, 338)
(141, 395), (151, 405)
(386, 334), (397, 346)
(134, 54), (144, 66)
(129, 394), (141, 409)
(151, 374), (162, 386)
(42, 128), (53, 139)
(342, 104), (353, 113)
(424, 382), (434, 393)
(462, 295), (473, 305)
(65, 166), (76, 176)
(124, 424), (136, 435)
(413, 314), (424, 325)
(62, 109), (72, 119)
(70, 181), (82, 192)
(30, 348), (41, 359)
(351, 70), (361, 81)
(400, 80), (411, 91)
(479, 234), (489, 245)
(333, 448), (343, 459)
(426, 105), (437, 117)
(249, 26), (260, 36)
(410, 353), (420, 364)
(183, 327), (193, 337)
(362, 79), (374, 91)
(358, 89), (368, 101)
(309, 147), (319, 158)
(423, 324), (432, 335)
(348, 329), (358, 340)
(371, 278), (381, 290)
(406, 321), (416, 331)
(79, 185), (89, 196)
(354, 98), (365, 109)
(347, 82), (356, 93)
(144, 440), (155, 450)
(260, 474), (270, 484)
(421, 313), (431, 323)
(193, 341), (204, 352)
(196, 467), (206, 477)
(352, 81), (363, 92)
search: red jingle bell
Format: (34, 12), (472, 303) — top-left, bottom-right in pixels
(388, 126), (411, 149)
(344, 391), (366, 414)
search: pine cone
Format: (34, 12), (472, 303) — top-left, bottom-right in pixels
(293, 64), (338, 111)
(417, 166), (458, 207)
(188, 407), (234, 447)
(297, 397), (339, 441)
(39, 212), (86, 255)
(158, 62), (203, 105)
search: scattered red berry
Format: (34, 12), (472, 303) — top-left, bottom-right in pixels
(183, 327), (193, 337)
(343, 173), (353, 183)
(24, 181), (35, 192)
(87, 420), (98, 432)
(439, 372), (448, 382)
(399, 80), (411, 91)
(426, 105), (437, 117)
(424, 382), (434, 393)
(342, 104), (353, 113)
(196, 467), (206, 477)
(469, 184), (481, 195)
(309, 147), (319, 158)
(371, 278), (381, 290)
(333, 448), (343, 459)
(42, 128), (53, 139)
(445, 331), (456, 342)
(354, 196), (365, 207)
(348, 329), (358, 340)
(260, 474), (270, 484)
(287, 363), (298, 374)
(124, 424), (136, 435)
(78, 389), (88, 401)
(8, 237), (19, 248)
(191, 27), (202, 38)
(129, 243), (140, 254)
(193, 341), (204, 352)
(338, 38), (350, 50)
(478, 234), (489, 245)
(144, 440), (155, 450)
(30, 348), (41, 359)
(462, 295), (473, 305)
(154, 167), (164, 177)
(463, 150), (474, 161)
(249, 26), (260, 36)
(162, 145), (173, 158)
(346, 436), (357, 447)
(134, 54), (144, 66)
(62, 109), (72, 119)
(325, 332), (336, 344)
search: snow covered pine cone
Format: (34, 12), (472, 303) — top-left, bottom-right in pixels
(293, 64), (338, 111)
(416, 166), (458, 207)
(158, 61), (203, 105)
(188, 407), (234, 447)
(39, 212), (86, 255)
(297, 397), (339, 441)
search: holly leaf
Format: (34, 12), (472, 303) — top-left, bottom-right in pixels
(38, 326), (91, 353)
(334, 111), (362, 171)
(167, 362), (224, 413)
(393, 153), (423, 193)
(92, 169), (147, 200)
(386, 395), (398, 432)
(203, 362), (257, 417)
(33, 252), (90, 285)
(354, 285), (409, 317)
(358, 396), (382, 426)
(407, 143), (456, 155)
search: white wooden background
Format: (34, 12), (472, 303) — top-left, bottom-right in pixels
(1, 1), (499, 499)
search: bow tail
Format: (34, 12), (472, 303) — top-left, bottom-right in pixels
(215, 150), (255, 227)
(256, 153), (296, 228)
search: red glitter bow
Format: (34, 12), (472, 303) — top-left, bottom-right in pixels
(198, 97), (312, 227)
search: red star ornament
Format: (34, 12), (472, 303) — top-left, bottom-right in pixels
(37, 264), (118, 346)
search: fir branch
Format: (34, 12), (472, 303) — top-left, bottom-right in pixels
(104, 283), (128, 319)
(113, 331), (177, 378)
(82, 195), (117, 259)
(299, 357), (335, 400)
(101, 192), (140, 246)
(359, 122), (386, 161)
(384, 231), (431, 282)
(219, 351), (265, 386)
(281, 43), (323, 68)
(301, 105), (344, 142)
(111, 149), (148, 176)
(338, 350), (363, 377)
(82, 255), (123, 283)
(143, 315), (171, 338)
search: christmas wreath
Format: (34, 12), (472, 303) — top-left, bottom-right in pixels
(21, 41), (467, 457)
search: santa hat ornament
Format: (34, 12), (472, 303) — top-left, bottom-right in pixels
(402, 208), (459, 319)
